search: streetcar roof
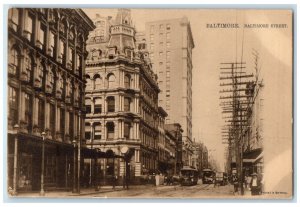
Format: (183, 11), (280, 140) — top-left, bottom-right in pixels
(202, 168), (213, 172)
(181, 167), (197, 171)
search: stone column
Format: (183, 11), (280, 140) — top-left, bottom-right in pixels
(91, 97), (94, 114)
(121, 121), (124, 138)
(114, 121), (118, 140)
(102, 120), (106, 140)
(90, 122), (93, 140)
(115, 95), (119, 112)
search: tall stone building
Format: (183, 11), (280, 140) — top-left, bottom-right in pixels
(84, 9), (161, 184)
(7, 8), (94, 194)
(142, 17), (195, 166)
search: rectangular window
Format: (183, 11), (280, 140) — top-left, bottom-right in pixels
(166, 71), (170, 78)
(166, 62), (170, 69)
(69, 113), (73, 138)
(166, 51), (171, 59)
(86, 105), (91, 114)
(85, 123), (91, 140)
(68, 47), (74, 69)
(166, 79), (170, 88)
(94, 104), (102, 114)
(107, 97), (115, 112)
(24, 15), (33, 41)
(150, 43), (154, 51)
(59, 39), (65, 63)
(159, 52), (163, 58)
(49, 104), (55, 137)
(124, 123), (130, 139)
(49, 32), (55, 57)
(37, 24), (46, 50)
(8, 86), (18, 124)
(159, 24), (164, 30)
(76, 54), (81, 73)
(60, 108), (65, 136)
(166, 42), (171, 48)
(107, 123), (114, 139)
(166, 24), (171, 30)
(37, 98), (44, 130)
(150, 34), (154, 42)
(166, 90), (170, 97)
(159, 33), (163, 40)
(124, 97), (131, 112)
(9, 8), (19, 32)
(24, 93), (32, 132)
(85, 131), (91, 140)
(150, 25), (154, 33)
(166, 32), (170, 40)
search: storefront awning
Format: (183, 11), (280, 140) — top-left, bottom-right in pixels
(243, 148), (263, 163)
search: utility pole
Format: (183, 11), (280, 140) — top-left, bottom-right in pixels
(219, 62), (253, 195)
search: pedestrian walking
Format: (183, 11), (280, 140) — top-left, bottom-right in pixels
(232, 175), (239, 195)
(250, 173), (261, 195)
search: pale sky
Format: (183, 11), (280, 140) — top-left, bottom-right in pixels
(83, 9), (292, 171)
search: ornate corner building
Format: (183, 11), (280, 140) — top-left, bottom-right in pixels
(7, 8), (94, 193)
(84, 9), (161, 184)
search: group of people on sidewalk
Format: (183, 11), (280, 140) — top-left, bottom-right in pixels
(232, 172), (264, 196)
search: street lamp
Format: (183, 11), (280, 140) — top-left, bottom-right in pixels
(40, 131), (46, 196)
(12, 124), (19, 196)
(72, 139), (77, 193)
(95, 148), (100, 191)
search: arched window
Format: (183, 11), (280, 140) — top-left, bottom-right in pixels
(124, 74), (131, 89)
(23, 52), (32, 82)
(107, 73), (115, 89)
(85, 74), (92, 89)
(107, 96), (115, 112)
(106, 122), (114, 139)
(94, 74), (102, 89)
(9, 47), (19, 75)
(124, 97), (131, 112)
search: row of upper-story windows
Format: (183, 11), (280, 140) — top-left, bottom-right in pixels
(85, 121), (132, 140)
(150, 24), (171, 34)
(8, 86), (81, 140)
(85, 96), (133, 114)
(141, 129), (157, 149)
(8, 8), (85, 75)
(8, 46), (82, 106)
(86, 73), (133, 90)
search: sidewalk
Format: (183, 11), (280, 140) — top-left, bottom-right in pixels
(12, 184), (165, 198)
(13, 186), (129, 198)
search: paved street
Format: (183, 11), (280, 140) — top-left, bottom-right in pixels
(14, 181), (256, 199)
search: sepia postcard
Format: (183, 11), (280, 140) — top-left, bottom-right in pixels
(5, 7), (294, 200)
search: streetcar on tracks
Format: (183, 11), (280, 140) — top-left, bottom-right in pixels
(180, 166), (199, 186)
(202, 168), (215, 184)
